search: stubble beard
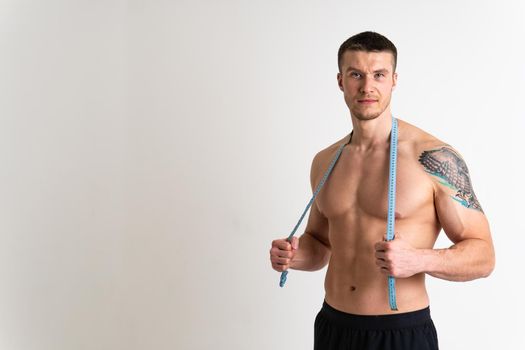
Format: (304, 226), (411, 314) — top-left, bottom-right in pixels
(352, 109), (383, 121)
(350, 95), (392, 121)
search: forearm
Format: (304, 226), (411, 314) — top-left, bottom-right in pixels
(419, 238), (495, 281)
(290, 232), (331, 271)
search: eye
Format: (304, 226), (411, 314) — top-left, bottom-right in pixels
(350, 72), (361, 78)
(375, 73), (385, 79)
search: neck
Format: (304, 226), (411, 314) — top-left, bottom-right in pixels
(349, 111), (394, 150)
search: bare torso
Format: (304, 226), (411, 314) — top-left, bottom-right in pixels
(314, 119), (443, 314)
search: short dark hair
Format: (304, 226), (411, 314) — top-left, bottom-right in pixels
(337, 31), (397, 73)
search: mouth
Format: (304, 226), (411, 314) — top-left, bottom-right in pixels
(357, 99), (378, 104)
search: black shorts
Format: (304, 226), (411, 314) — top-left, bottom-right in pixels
(314, 300), (439, 350)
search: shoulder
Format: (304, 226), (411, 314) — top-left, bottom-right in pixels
(396, 118), (469, 166)
(318, 133), (351, 155)
(398, 119), (483, 212)
(397, 118), (469, 173)
(397, 118), (449, 154)
(309, 133), (351, 182)
(397, 119), (464, 161)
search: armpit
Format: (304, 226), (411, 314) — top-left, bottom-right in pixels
(418, 146), (483, 213)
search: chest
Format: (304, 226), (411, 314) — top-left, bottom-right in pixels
(315, 147), (434, 221)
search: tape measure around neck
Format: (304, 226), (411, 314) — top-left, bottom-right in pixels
(279, 117), (399, 311)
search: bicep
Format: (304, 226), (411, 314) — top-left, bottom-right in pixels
(434, 183), (491, 244)
(420, 145), (491, 243)
(303, 199), (330, 248)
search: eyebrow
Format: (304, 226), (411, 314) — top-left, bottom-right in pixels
(345, 66), (390, 74)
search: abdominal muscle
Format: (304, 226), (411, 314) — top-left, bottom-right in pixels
(323, 222), (432, 315)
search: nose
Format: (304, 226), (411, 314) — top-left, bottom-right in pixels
(359, 74), (375, 94)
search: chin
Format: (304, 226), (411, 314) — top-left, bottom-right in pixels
(352, 111), (382, 121)
(350, 102), (390, 121)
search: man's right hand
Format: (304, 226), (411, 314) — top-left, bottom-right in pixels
(270, 236), (299, 272)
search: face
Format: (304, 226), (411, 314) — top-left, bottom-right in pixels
(337, 50), (397, 121)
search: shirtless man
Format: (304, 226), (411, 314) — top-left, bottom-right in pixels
(269, 31), (495, 350)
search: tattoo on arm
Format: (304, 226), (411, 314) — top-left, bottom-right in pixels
(418, 146), (483, 213)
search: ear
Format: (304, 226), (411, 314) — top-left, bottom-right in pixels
(337, 72), (344, 91)
(392, 72), (398, 90)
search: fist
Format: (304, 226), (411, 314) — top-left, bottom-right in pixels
(270, 236), (299, 272)
(374, 232), (421, 278)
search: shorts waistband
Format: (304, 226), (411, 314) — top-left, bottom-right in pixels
(320, 300), (432, 330)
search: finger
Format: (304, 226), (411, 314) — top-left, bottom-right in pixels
(291, 236), (299, 250)
(271, 256), (291, 265)
(375, 251), (386, 259)
(272, 239), (292, 251)
(375, 258), (387, 268)
(271, 239), (289, 249)
(380, 267), (390, 275)
(270, 246), (294, 258)
(272, 262), (289, 272)
(275, 249), (293, 259)
(375, 241), (388, 251)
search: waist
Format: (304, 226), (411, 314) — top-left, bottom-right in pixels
(320, 299), (432, 330)
(325, 264), (429, 312)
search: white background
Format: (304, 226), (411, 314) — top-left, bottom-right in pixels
(1, 1), (524, 349)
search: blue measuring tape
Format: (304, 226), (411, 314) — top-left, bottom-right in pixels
(386, 117), (399, 311)
(279, 117), (399, 311)
(278, 132), (352, 288)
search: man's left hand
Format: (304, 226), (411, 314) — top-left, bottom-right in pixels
(374, 233), (422, 278)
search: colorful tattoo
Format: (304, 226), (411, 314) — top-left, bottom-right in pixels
(418, 146), (483, 212)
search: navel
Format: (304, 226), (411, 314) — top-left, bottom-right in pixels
(350, 286), (357, 292)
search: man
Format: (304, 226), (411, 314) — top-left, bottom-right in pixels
(269, 31), (495, 350)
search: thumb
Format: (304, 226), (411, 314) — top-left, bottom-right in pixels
(291, 236), (299, 250)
